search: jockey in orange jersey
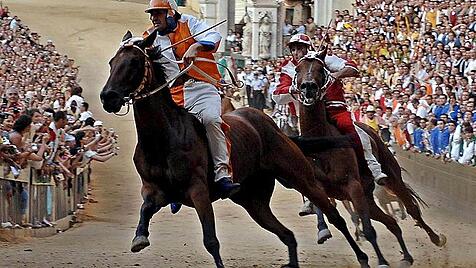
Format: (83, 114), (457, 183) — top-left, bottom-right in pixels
(274, 33), (389, 184)
(142, 0), (239, 212)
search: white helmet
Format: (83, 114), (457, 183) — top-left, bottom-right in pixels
(288, 34), (314, 50)
(366, 105), (376, 113)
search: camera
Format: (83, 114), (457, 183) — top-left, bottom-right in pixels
(6, 145), (19, 155)
(31, 143), (39, 152)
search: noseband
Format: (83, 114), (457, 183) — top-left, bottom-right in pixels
(293, 55), (335, 105)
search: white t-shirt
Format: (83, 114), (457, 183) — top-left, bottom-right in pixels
(79, 111), (93, 122)
(65, 95), (84, 109)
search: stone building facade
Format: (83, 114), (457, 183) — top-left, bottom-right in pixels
(199, 0), (353, 59)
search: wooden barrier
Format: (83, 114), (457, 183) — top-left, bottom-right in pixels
(395, 147), (476, 221)
(0, 163), (91, 227)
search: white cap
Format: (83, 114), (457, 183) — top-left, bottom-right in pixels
(79, 111), (93, 122)
(366, 105), (376, 113)
(93, 120), (103, 127)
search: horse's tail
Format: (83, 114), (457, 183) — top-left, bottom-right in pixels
(403, 181), (429, 212)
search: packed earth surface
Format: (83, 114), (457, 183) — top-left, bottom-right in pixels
(1, 0), (475, 267)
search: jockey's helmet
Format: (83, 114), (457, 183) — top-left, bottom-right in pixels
(288, 34), (315, 50)
(145, 0), (178, 13)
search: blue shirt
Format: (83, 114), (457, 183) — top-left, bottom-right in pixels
(437, 128), (450, 154)
(430, 127), (440, 154)
(433, 104), (449, 119)
(413, 128), (425, 151)
(449, 105), (460, 121)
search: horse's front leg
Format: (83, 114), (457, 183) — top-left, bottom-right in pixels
(189, 183), (224, 268)
(131, 183), (166, 253)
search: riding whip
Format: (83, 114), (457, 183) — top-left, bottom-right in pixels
(316, 19), (333, 52)
(160, 19), (227, 53)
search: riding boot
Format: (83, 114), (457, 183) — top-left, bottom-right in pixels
(205, 120), (240, 198)
(216, 176), (240, 199)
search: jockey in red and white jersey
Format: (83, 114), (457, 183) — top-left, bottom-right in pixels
(273, 34), (333, 244)
(273, 33), (388, 185)
(272, 34), (308, 120)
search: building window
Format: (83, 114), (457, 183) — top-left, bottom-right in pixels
(285, 8), (294, 25)
(177, 0), (186, 6)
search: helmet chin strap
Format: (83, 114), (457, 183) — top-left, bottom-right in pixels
(158, 12), (178, 35)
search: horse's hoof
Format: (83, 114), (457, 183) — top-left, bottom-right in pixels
(399, 260), (413, 268)
(436, 234), (447, 247)
(131, 235), (150, 253)
(358, 259), (370, 268)
(377, 265), (390, 268)
(280, 262), (299, 268)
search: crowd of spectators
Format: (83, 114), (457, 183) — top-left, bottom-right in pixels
(330, 0), (476, 166)
(0, 7), (118, 228)
(230, 0), (476, 166)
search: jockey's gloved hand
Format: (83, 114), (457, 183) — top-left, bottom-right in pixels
(146, 45), (162, 61)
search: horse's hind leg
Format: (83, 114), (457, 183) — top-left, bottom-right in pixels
(131, 183), (167, 253)
(270, 154), (369, 267)
(342, 200), (362, 241)
(190, 184), (224, 268)
(240, 199), (299, 268)
(347, 181), (389, 268)
(367, 197), (414, 266)
(234, 179), (299, 268)
(387, 182), (446, 247)
(398, 200), (407, 220)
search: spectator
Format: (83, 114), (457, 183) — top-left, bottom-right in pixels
(65, 86), (84, 110)
(362, 105), (380, 132)
(305, 17), (317, 37)
(447, 120), (462, 161)
(79, 102), (93, 122)
(435, 119), (450, 157)
(295, 21), (305, 35)
(458, 126), (475, 165)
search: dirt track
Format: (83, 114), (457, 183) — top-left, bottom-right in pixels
(1, 1), (476, 267)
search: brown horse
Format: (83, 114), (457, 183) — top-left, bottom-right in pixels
(293, 49), (446, 267)
(100, 31), (370, 268)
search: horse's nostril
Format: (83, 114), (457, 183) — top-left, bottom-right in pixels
(101, 89), (120, 101)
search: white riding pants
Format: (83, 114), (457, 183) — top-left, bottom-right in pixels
(183, 80), (230, 182)
(354, 124), (386, 180)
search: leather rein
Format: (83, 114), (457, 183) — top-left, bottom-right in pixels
(114, 43), (243, 116)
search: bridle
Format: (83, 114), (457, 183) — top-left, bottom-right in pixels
(292, 52), (335, 106)
(113, 40), (243, 116)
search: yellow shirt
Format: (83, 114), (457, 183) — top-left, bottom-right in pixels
(426, 10), (437, 28)
(364, 117), (379, 132)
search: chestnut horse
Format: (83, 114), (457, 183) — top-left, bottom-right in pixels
(100, 31), (370, 268)
(293, 49), (446, 267)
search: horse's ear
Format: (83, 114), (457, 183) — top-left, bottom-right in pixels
(122, 30), (133, 42)
(317, 45), (328, 61)
(138, 29), (158, 49)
